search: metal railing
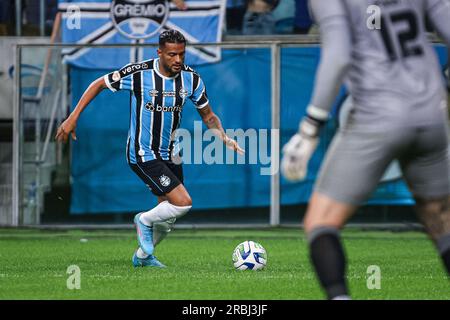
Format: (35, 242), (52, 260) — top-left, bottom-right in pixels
(15, 0), (47, 36)
(12, 39), (446, 227)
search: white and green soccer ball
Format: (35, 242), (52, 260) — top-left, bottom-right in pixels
(232, 240), (267, 270)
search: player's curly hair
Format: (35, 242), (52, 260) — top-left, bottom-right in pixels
(159, 29), (186, 48)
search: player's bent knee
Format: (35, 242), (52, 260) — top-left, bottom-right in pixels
(173, 195), (192, 207)
(166, 185), (192, 207)
(303, 193), (355, 234)
(304, 218), (342, 235)
(166, 196), (192, 207)
(183, 195), (193, 207)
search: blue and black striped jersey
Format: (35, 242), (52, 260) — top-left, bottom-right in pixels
(103, 58), (209, 164)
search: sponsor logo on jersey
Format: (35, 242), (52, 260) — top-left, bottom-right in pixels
(112, 71), (121, 81)
(145, 102), (183, 112)
(149, 89), (159, 97)
(121, 62), (149, 76)
(111, 0), (169, 39)
(145, 102), (154, 110)
(159, 174), (171, 187)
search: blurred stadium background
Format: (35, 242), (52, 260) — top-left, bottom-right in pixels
(0, 0), (448, 230)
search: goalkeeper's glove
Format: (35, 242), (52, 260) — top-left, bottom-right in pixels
(281, 114), (324, 182)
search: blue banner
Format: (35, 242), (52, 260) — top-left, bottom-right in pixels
(69, 46), (448, 214)
(58, 0), (225, 69)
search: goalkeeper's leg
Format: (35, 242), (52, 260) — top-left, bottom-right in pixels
(303, 192), (358, 300)
(398, 123), (450, 275)
(414, 196), (450, 275)
(303, 127), (395, 299)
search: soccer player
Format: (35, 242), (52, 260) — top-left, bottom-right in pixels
(281, 0), (450, 299)
(55, 30), (244, 268)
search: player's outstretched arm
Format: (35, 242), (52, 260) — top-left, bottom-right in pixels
(55, 77), (107, 143)
(307, 0), (351, 119)
(197, 104), (244, 155)
(281, 0), (351, 182)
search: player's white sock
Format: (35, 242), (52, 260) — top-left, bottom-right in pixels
(136, 247), (149, 259)
(139, 200), (191, 227)
(332, 295), (351, 300)
(153, 218), (176, 246)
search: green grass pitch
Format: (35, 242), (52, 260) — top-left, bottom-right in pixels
(0, 228), (448, 300)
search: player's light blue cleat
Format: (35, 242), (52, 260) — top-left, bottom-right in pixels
(132, 252), (166, 268)
(134, 213), (154, 255)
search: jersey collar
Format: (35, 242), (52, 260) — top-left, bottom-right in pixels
(154, 58), (180, 80)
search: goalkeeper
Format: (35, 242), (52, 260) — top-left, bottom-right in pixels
(282, 0), (450, 299)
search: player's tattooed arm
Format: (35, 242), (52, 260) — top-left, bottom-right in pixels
(55, 77), (107, 142)
(197, 104), (244, 155)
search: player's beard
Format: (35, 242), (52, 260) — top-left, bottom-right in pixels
(170, 64), (182, 75)
(161, 61), (181, 77)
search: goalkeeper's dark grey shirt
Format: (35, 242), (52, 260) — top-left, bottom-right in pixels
(309, 0), (450, 128)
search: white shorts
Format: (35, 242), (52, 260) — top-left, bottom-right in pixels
(315, 122), (450, 205)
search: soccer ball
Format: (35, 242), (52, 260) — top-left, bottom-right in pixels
(232, 240), (267, 270)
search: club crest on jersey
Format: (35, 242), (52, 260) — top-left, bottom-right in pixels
(112, 71), (121, 81)
(159, 174), (171, 187)
(111, 0), (169, 39)
(149, 89), (159, 97)
(179, 88), (188, 98)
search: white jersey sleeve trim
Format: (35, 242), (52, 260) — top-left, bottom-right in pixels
(195, 100), (209, 109)
(103, 74), (116, 92)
